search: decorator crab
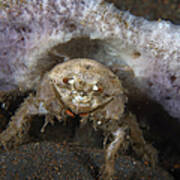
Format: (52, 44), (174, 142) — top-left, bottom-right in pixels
(0, 58), (157, 179)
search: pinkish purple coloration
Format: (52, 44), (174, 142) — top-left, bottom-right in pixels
(0, 0), (90, 93)
(0, 0), (180, 120)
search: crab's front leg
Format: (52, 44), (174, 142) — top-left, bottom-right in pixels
(0, 78), (64, 149)
(0, 94), (42, 149)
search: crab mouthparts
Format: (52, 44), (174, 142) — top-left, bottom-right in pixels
(65, 109), (89, 118)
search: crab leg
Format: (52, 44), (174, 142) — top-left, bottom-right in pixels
(0, 94), (42, 149)
(102, 127), (125, 179)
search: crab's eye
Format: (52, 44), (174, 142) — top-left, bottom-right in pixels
(97, 87), (103, 93)
(92, 84), (103, 92)
(62, 77), (69, 84)
(62, 77), (74, 85)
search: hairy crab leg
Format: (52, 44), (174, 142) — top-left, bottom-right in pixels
(0, 94), (44, 149)
(101, 127), (125, 179)
(125, 113), (158, 167)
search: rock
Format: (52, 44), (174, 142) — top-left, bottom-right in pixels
(0, 141), (173, 180)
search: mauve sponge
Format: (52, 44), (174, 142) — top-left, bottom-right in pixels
(0, 0), (180, 120)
